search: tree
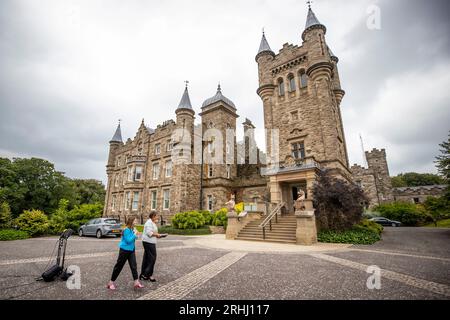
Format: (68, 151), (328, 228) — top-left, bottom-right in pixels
(72, 179), (106, 205)
(0, 202), (12, 228)
(0, 157), (75, 217)
(435, 132), (450, 182)
(391, 172), (445, 188)
(313, 170), (368, 231)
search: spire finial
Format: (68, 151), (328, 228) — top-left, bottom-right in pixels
(217, 82), (221, 92)
(262, 27), (265, 35)
(307, 0), (313, 9)
(118, 119), (122, 125)
(184, 80), (189, 88)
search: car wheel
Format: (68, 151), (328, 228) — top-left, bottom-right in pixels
(391, 223), (397, 227)
(96, 230), (102, 239)
(116, 234), (121, 238)
(78, 229), (84, 237)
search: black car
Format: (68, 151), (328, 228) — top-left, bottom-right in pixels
(370, 217), (401, 227)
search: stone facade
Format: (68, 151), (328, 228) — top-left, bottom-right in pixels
(103, 87), (268, 222)
(351, 148), (394, 207)
(255, 8), (352, 213)
(393, 185), (447, 204)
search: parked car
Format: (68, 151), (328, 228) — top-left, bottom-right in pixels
(370, 217), (402, 227)
(78, 218), (123, 238)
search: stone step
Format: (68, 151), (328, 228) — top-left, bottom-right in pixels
(235, 236), (297, 244)
(238, 231), (296, 238)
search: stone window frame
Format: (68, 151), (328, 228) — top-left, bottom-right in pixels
(277, 77), (285, 96)
(111, 194), (117, 211)
(166, 139), (173, 152)
(207, 195), (213, 212)
(124, 191), (131, 211)
(134, 165), (143, 181)
(226, 164), (231, 179)
(155, 143), (161, 155)
(165, 160), (172, 178)
(291, 141), (306, 160)
(290, 110), (299, 121)
(299, 69), (308, 88)
(114, 173), (119, 187)
(207, 165), (213, 178)
(287, 73), (296, 92)
(132, 191), (139, 211)
(127, 166), (134, 182)
(152, 162), (160, 180)
(163, 188), (170, 210)
(150, 189), (158, 211)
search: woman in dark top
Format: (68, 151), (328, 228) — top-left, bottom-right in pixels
(107, 216), (144, 290)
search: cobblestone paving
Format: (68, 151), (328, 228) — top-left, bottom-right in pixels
(311, 253), (450, 298)
(138, 252), (247, 300)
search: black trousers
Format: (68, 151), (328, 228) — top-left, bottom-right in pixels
(111, 249), (138, 281)
(140, 242), (157, 278)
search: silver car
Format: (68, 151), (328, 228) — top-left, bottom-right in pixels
(78, 218), (123, 239)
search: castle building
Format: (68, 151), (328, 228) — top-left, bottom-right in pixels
(104, 83), (268, 222)
(255, 7), (351, 213)
(103, 6), (392, 222)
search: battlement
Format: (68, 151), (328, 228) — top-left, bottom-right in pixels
(350, 164), (370, 176)
(365, 148), (386, 158)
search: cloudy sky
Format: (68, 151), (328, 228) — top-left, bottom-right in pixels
(0, 0), (449, 184)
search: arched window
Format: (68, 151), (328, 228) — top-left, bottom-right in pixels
(278, 78), (285, 96)
(288, 74), (296, 92)
(299, 70), (308, 88)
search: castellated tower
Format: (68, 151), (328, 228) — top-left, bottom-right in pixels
(365, 149), (394, 203)
(256, 6), (351, 211)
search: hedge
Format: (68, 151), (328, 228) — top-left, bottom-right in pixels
(0, 229), (31, 241)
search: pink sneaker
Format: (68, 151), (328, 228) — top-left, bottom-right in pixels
(134, 281), (144, 289)
(107, 282), (116, 290)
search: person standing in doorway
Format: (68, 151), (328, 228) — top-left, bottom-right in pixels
(140, 212), (162, 282)
(107, 216), (144, 290)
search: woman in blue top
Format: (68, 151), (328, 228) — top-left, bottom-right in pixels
(107, 216), (144, 290)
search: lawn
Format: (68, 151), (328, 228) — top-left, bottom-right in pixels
(424, 219), (450, 228)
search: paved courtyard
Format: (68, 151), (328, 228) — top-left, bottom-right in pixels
(0, 227), (449, 300)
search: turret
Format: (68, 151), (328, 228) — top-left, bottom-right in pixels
(302, 6), (333, 82)
(328, 46), (345, 106)
(107, 122), (123, 171)
(175, 83), (195, 129)
(256, 31), (276, 90)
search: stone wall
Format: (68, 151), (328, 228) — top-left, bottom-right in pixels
(393, 185), (447, 204)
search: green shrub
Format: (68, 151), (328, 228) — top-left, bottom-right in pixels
(49, 199), (70, 234)
(354, 219), (383, 235)
(424, 196), (450, 221)
(172, 211), (206, 229)
(159, 225), (211, 235)
(0, 202), (12, 228)
(0, 229), (30, 241)
(199, 210), (214, 225)
(374, 202), (427, 226)
(212, 208), (228, 229)
(318, 229), (381, 245)
(65, 203), (103, 231)
(15, 209), (49, 236)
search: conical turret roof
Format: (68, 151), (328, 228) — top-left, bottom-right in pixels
(176, 86), (193, 111)
(110, 123), (123, 143)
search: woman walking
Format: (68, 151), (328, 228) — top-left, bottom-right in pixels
(140, 212), (162, 282)
(107, 216), (144, 290)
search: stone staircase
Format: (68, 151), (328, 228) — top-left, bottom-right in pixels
(235, 214), (297, 244)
